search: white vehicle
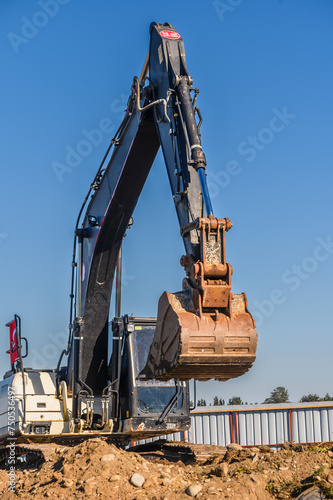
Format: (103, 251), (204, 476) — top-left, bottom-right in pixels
(0, 369), (71, 440)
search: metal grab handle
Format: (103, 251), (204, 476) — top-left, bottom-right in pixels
(21, 337), (28, 359)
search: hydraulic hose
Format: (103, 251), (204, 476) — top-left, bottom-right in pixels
(133, 76), (170, 123)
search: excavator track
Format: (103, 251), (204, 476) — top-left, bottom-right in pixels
(0, 445), (45, 468)
(129, 439), (227, 463)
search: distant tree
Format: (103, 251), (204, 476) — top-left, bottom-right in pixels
(228, 396), (243, 405)
(197, 398), (207, 407)
(263, 386), (290, 404)
(299, 393), (333, 402)
(299, 393), (321, 403)
(213, 396), (225, 406)
(190, 400), (194, 407)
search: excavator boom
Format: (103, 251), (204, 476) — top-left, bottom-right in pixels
(68, 23), (257, 419)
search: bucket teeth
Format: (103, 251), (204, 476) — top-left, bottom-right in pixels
(140, 290), (258, 382)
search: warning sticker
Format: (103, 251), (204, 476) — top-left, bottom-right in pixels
(159, 30), (181, 40)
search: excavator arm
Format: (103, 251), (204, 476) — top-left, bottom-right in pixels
(67, 23), (257, 420)
(66, 103), (160, 404)
(140, 23), (258, 381)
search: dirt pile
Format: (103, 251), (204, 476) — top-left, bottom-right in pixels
(0, 439), (332, 499)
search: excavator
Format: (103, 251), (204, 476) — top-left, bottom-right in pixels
(0, 23), (257, 452)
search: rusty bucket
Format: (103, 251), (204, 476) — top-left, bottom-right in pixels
(140, 289), (257, 382)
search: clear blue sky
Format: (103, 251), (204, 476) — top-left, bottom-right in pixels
(0, 0), (332, 405)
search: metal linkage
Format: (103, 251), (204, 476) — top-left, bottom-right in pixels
(181, 217), (233, 311)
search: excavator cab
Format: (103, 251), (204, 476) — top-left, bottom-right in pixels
(108, 316), (190, 439)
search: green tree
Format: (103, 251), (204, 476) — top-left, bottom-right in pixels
(299, 393), (333, 402)
(197, 398), (207, 406)
(299, 393), (321, 403)
(263, 386), (290, 404)
(228, 396), (243, 405)
(213, 396), (225, 406)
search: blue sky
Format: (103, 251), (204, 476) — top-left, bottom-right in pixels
(0, 0), (332, 405)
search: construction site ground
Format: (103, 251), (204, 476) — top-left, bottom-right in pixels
(0, 438), (333, 499)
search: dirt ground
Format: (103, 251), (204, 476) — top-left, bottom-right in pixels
(0, 439), (332, 499)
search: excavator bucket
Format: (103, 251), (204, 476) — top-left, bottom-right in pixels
(140, 217), (258, 382)
(140, 289), (257, 381)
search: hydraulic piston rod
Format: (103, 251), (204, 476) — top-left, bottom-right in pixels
(177, 78), (213, 216)
(198, 168), (213, 217)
